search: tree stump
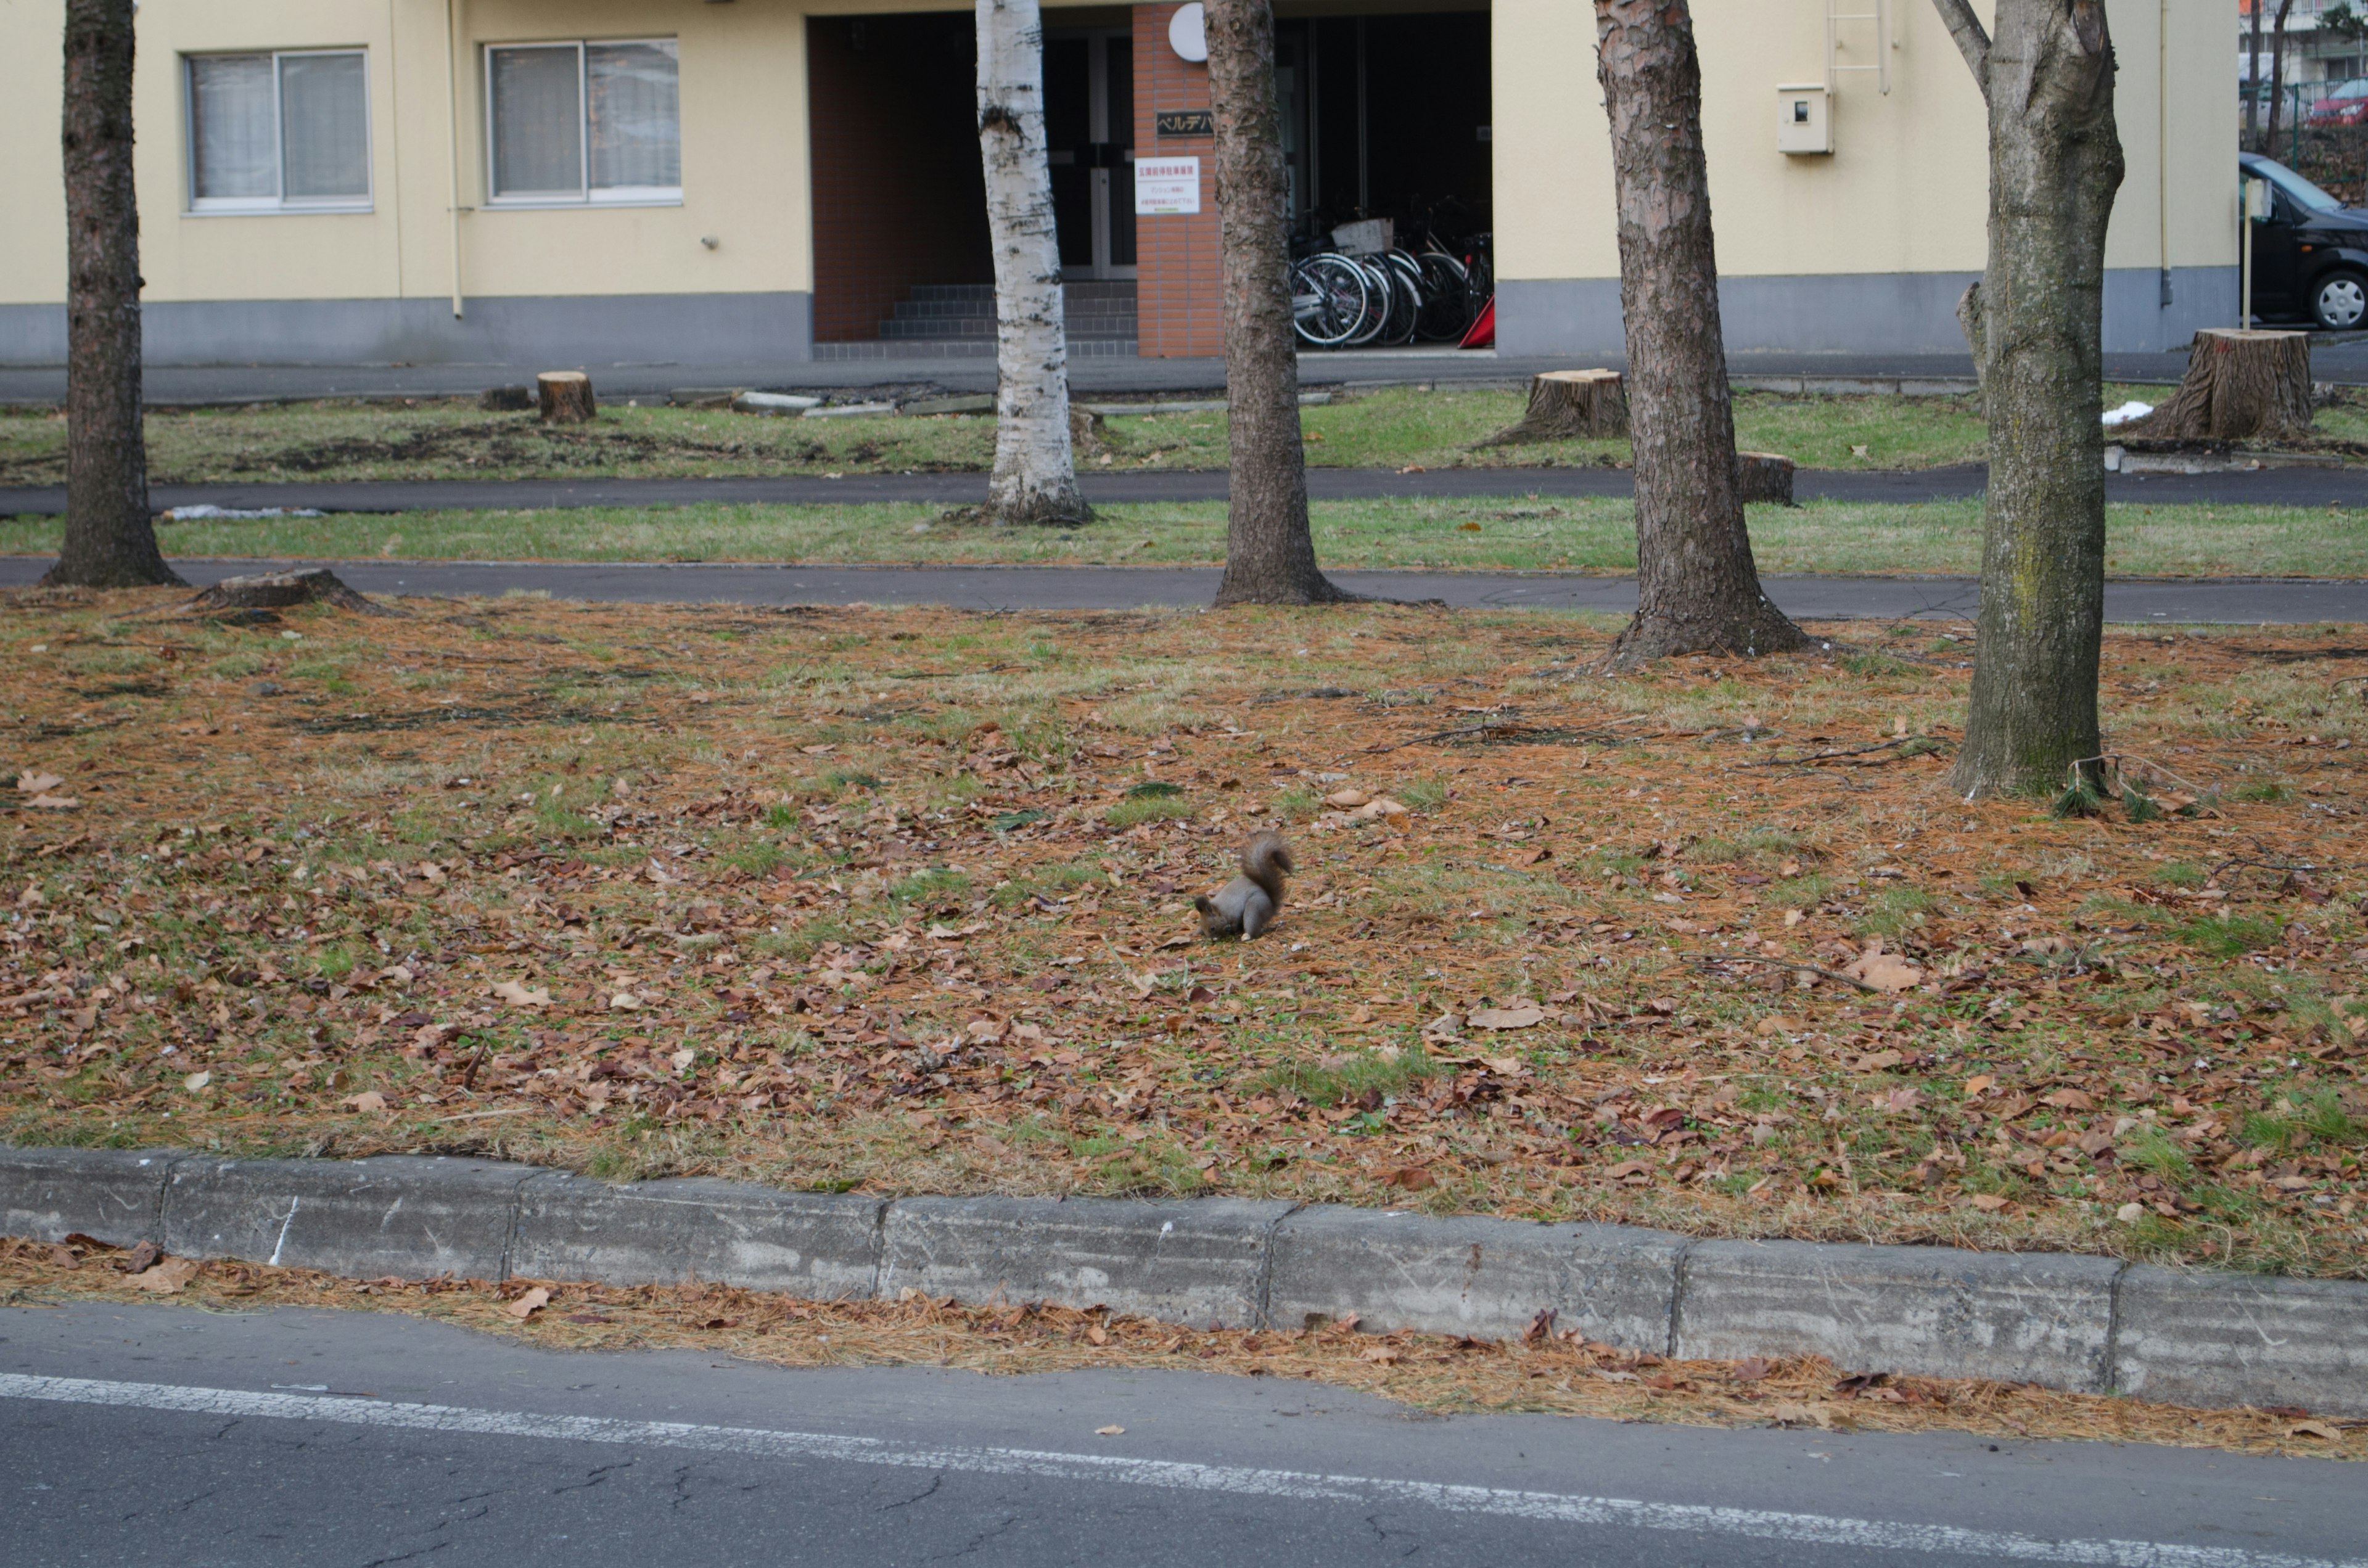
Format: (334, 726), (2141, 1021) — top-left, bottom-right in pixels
(2121, 329), (2312, 442)
(537, 371), (596, 425)
(1735, 451), (1795, 506)
(480, 385), (534, 412)
(1069, 406), (1110, 462)
(1479, 369), (1630, 445)
(184, 568), (397, 617)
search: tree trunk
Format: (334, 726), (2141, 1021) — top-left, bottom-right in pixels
(2122, 328), (2312, 441)
(2247, 0), (2264, 147)
(1593, 1), (1807, 666)
(47, 0), (177, 590)
(537, 371), (596, 424)
(1956, 281), (1987, 414)
(1479, 369), (1629, 445)
(2266, 0), (2297, 158)
(1207, 0), (1350, 605)
(1930, 0), (2124, 798)
(977, 0), (1088, 527)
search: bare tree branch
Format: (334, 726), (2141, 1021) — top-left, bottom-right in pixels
(1928, 0), (1991, 83)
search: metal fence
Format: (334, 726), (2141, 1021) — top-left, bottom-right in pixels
(2248, 78), (2368, 203)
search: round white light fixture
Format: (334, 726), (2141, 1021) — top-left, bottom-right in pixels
(1168, 3), (1207, 63)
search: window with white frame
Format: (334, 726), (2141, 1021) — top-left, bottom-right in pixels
(487, 39), (680, 204)
(186, 50), (371, 211)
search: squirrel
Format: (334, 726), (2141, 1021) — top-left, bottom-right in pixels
(1194, 831), (1293, 938)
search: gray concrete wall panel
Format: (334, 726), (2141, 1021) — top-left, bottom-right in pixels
(512, 1174), (883, 1299)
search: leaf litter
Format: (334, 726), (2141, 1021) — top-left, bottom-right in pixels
(0, 589), (2363, 1286)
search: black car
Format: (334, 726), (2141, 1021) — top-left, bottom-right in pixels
(2240, 152), (2368, 330)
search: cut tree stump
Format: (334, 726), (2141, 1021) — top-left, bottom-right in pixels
(537, 371), (597, 425)
(1735, 451), (1795, 506)
(480, 385), (534, 412)
(1479, 369), (1629, 445)
(184, 568), (397, 617)
(1070, 406), (1109, 461)
(2121, 329), (2312, 441)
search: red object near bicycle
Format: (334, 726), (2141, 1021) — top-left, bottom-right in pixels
(1459, 295), (1495, 349)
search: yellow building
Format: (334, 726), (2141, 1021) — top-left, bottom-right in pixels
(0, 0), (2237, 366)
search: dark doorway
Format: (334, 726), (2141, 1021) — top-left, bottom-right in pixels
(1045, 29), (1138, 278)
(806, 14), (989, 343)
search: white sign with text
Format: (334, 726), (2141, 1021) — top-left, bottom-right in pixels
(1134, 156), (1201, 215)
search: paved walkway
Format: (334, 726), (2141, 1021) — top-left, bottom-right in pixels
(0, 554), (2356, 622)
(6, 462), (2364, 515)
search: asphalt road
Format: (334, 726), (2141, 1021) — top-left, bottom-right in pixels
(9, 462), (2368, 515)
(1, 1302), (2357, 1568)
(0, 553), (2358, 622)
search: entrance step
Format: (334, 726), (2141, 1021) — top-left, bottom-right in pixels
(818, 281), (1138, 359)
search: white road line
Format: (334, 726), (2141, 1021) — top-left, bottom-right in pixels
(0, 1371), (2349, 1568)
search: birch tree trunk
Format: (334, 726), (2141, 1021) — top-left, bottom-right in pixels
(1207, 0), (1350, 605)
(1930, 0), (2123, 798)
(48, 0), (178, 589)
(1594, 0), (1806, 667)
(976, 0), (1088, 527)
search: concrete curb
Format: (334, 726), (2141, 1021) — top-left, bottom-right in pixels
(4, 1146), (2363, 1416)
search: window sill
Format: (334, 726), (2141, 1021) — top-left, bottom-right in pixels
(184, 203), (376, 217)
(482, 194), (685, 211)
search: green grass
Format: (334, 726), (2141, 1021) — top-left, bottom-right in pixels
(7, 493), (2368, 581)
(11, 378), (2368, 489)
(0, 384), (2012, 484)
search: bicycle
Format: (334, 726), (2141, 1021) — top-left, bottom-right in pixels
(1291, 252), (1370, 348)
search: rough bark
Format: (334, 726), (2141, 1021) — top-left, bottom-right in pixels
(1593, 1), (1807, 665)
(977, 0), (1089, 527)
(537, 372), (596, 424)
(1479, 370), (1629, 445)
(47, 0), (178, 590)
(1929, 0), (2124, 798)
(1207, 0), (1350, 605)
(2121, 329), (2312, 442)
(1955, 281), (1987, 415)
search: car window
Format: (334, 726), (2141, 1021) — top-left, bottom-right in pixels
(2247, 157), (2345, 213)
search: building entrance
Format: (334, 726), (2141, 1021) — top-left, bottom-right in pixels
(1045, 28), (1137, 279)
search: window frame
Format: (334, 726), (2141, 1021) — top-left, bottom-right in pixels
(183, 47), (374, 216)
(482, 37), (683, 209)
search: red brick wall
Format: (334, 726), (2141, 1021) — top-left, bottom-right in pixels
(807, 15), (992, 343)
(1132, 4), (1223, 358)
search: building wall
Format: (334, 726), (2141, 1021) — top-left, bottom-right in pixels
(0, 0), (2242, 366)
(1492, 0), (2241, 356)
(0, 0), (816, 366)
(1133, 1), (1223, 358)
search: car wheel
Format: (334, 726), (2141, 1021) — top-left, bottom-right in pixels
(2313, 270), (2368, 331)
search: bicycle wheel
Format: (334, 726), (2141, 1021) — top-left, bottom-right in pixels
(1291, 255), (1368, 348)
(1344, 255), (1392, 345)
(1412, 251), (1472, 341)
(1383, 251), (1425, 344)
